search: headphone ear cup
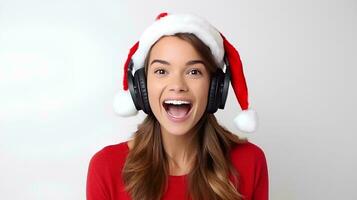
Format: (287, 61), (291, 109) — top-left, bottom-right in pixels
(218, 60), (231, 109)
(218, 68), (230, 109)
(128, 69), (141, 110)
(206, 72), (219, 113)
(136, 68), (151, 114)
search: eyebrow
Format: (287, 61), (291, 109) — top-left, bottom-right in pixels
(150, 59), (205, 66)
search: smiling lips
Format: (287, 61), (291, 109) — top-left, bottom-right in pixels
(162, 99), (192, 122)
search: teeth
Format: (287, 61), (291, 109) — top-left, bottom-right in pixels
(164, 100), (191, 105)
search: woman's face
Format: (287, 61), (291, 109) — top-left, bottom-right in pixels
(147, 36), (210, 137)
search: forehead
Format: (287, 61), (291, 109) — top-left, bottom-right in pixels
(148, 36), (203, 64)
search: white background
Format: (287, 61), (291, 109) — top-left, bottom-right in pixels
(1, 0), (356, 199)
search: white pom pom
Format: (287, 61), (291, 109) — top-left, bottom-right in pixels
(113, 90), (138, 117)
(233, 108), (258, 133)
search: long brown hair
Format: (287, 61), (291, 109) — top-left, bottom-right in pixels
(122, 33), (247, 200)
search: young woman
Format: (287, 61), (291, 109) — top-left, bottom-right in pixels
(87, 12), (268, 200)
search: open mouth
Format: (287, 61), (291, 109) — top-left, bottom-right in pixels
(162, 100), (192, 120)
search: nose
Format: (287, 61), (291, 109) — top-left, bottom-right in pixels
(168, 74), (188, 92)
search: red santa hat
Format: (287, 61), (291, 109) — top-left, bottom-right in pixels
(113, 12), (258, 133)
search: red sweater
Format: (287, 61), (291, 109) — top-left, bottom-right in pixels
(86, 141), (268, 200)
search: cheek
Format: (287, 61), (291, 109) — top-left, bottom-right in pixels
(147, 79), (162, 111)
(191, 80), (210, 105)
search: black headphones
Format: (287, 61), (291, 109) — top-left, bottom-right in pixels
(127, 55), (231, 115)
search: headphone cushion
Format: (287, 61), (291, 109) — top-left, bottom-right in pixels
(136, 68), (151, 114)
(207, 73), (219, 113)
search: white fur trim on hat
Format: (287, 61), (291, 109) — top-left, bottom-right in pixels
(233, 108), (258, 133)
(131, 13), (225, 73)
(113, 90), (138, 116)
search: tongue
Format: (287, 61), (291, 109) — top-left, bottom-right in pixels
(167, 105), (190, 118)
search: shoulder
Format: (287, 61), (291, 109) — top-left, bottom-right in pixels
(86, 141), (132, 199)
(230, 141), (268, 173)
(230, 141), (266, 161)
(229, 141), (269, 198)
(88, 140), (131, 170)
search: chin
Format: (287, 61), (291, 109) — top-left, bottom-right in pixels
(156, 112), (198, 137)
(161, 124), (194, 136)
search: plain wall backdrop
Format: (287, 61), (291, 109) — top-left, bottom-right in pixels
(1, 0), (356, 199)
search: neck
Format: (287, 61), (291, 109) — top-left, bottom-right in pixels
(160, 127), (198, 175)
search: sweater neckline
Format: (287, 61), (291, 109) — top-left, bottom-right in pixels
(124, 141), (188, 179)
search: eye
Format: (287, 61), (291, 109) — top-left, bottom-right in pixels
(154, 68), (166, 75)
(188, 68), (202, 76)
